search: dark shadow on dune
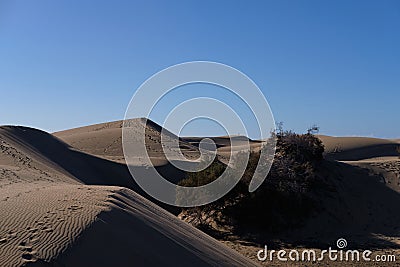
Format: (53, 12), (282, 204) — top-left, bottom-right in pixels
(1, 126), (183, 214)
(325, 144), (399, 161)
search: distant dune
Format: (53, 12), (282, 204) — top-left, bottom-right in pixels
(54, 119), (200, 164)
(54, 119), (262, 166)
(0, 125), (257, 266)
(318, 135), (399, 161)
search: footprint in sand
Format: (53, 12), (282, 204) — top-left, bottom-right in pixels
(20, 243), (37, 263)
(18, 241), (38, 263)
(21, 252), (37, 262)
(18, 241), (33, 252)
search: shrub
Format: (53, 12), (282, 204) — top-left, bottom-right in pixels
(179, 129), (326, 232)
(179, 157), (226, 187)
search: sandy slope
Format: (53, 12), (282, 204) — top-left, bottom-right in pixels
(319, 135), (400, 193)
(0, 184), (255, 267)
(1, 125), (190, 213)
(56, 187), (255, 267)
(318, 135), (399, 161)
(0, 126), (257, 266)
(54, 119), (201, 164)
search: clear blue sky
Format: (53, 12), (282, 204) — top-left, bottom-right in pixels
(1, 0), (399, 138)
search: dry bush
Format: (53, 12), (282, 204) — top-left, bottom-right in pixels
(179, 129), (326, 232)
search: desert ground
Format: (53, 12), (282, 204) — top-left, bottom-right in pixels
(1, 119), (399, 266)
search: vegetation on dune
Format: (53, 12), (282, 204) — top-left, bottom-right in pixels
(178, 126), (326, 233)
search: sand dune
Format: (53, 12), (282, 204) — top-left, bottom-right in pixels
(54, 119), (200, 164)
(56, 187), (256, 267)
(318, 135), (400, 192)
(1, 125), (191, 211)
(0, 184), (256, 267)
(0, 125), (257, 266)
(54, 121), (125, 162)
(54, 120), (262, 166)
(0, 183), (112, 266)
(319, 135), (399, 161)
(2, 120), (400, 266)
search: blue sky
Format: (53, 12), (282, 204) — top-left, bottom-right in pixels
(0, 0), (399, 138)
